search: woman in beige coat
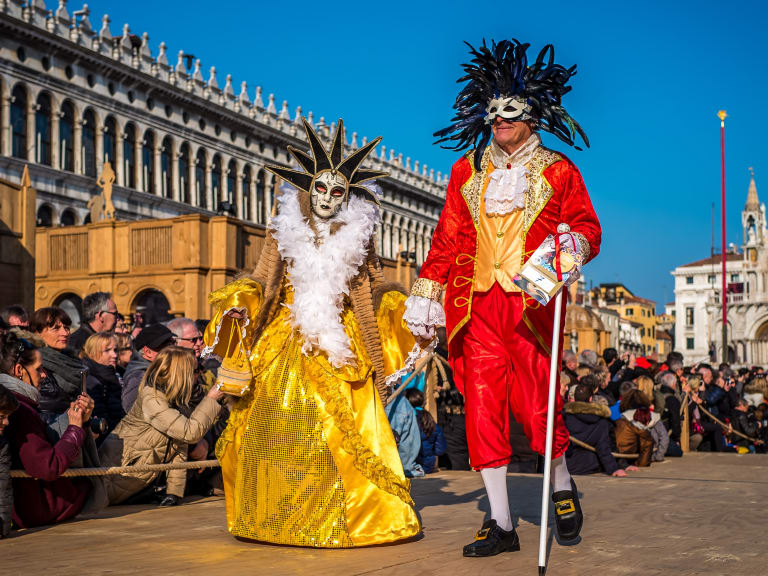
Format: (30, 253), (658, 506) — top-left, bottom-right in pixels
(99, 347), (223, 506)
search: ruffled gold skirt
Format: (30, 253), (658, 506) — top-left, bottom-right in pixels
(207, 280), (421, 547)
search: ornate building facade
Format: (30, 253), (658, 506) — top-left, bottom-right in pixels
(0, 0), (444, 274)
(672, 172), (768, 365)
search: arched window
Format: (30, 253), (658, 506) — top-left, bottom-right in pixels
(226, 159), (236, 205)
(60, 208), (77, 226)
(103, 116), (117, 167)
(59, 100), (75, 172)
(195, 148), (207, 209)
(35, 92), (52, 166)
(142, 130), (155, 194)
(242, 165), (252, 221)
(82, 108), (97, 177)
(211, 155), (222, 209)
(256, 169), (266, 224)
(178, 143), (191, 204)
(161, 136), (173, 199)
(36, 204), (53, 227)
(11, 84), (27, 159)
(123, 123), (136, 188)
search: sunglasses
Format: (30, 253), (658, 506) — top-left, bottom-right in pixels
(176, 335), (204, 344)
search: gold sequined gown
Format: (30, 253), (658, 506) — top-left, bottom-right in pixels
(204, 278), (421, 547)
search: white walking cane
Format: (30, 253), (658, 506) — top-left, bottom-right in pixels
(537, 223), (569, 576)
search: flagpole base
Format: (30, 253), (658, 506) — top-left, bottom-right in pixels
(538, 566), (546, 576)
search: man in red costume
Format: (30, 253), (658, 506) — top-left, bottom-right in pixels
(403, 39), (601, 556)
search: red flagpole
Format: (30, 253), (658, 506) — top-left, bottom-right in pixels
(719, 110), (727, 364)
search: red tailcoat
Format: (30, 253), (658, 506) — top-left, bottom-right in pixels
(414, 145), (602, 393)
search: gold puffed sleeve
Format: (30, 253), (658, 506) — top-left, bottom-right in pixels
(375, 290), (417, 378)
(203, 277), (264, 359)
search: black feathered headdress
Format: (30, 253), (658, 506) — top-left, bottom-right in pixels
(434, 39), (589, 168)
(266, 118), (387, 205)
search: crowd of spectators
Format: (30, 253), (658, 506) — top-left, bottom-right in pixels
(0, 294), (228, 537)
(2, 293), (767, 538)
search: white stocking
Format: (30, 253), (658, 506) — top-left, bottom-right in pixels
(480, 465), (513, 531)
(550, 455), (572, 493)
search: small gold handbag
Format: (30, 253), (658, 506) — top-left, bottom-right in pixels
(215, 319), (252, 397)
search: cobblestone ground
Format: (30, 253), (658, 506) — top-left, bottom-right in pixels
(4, 453), (766, 575)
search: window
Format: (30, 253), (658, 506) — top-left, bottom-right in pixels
(242, 165), (252, 220)
(123, 123), (136, 188)
(708, 274), (716, 284)
(640, 327), (645, 337)
(686, 337), (694, 350)
(103, 116), (117, 169)
(626, 308), (634, 316)
(178, 143), (190, 204)
(195, 148), (207, 208)
(59, 100), (75, 172)
(211, 155), (222, 207)
(730, 274), (739, 282)
(226, 159), (236, 205)
(82, 109), (97, 177)
(161, 136), (173, 198)
(685, 307), (694, 327)
(686, 276), (694, 285)
(35, 92), (52, 165)
(11, 84), (27, 159)
(142, 130), (155, 194)
(256, 170), (266, 224)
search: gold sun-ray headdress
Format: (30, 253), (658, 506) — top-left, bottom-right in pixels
(265, 118), (388, 205)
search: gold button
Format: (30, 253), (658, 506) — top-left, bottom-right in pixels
(497, 231), (505, 238)
(494, 262), (501, 269)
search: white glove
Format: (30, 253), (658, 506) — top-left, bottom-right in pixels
(403, 295), (446, 341)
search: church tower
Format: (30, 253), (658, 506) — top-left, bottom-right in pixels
(742, 168), (765, 263)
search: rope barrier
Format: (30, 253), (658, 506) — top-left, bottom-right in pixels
(684, 392), (762, 444)
(568, 435), (638, 460)
(10, 459), (221, 479)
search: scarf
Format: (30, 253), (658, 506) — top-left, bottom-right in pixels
(0, 373), (41, 404)
(272, 189), (380, 368)
(39, 346), (85, 396)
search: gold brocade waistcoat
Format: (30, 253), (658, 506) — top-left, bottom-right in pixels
(474, 162), (525, 293)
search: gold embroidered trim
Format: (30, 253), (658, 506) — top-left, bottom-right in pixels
(460, 148), (489, 229)
(523, 147), (562, 233)
(456, 253), (477, 266)
(308, 360), (415, 508)
(452, 276), (473, 288)
(411, 277), (443, 301)
(571, 232), (591, 262)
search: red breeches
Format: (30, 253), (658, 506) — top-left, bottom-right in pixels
(461, 283), (569, 470)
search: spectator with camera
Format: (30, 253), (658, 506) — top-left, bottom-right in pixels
(30, 307), (85, 423)
(121, 324), (175, 413)
(0, 384), (19, 538)
(0, 332), (96, 528)
(730, 398), (761, 452)
(99, 346), (224, 506)
(68, 292), (119, 355)
(81, 333), (125, 439)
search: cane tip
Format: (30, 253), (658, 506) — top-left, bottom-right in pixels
(538, 567), (546, 576)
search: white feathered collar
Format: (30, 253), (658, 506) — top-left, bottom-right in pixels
(271, 189), (380, 368)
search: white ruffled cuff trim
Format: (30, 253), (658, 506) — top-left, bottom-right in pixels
(384, 340), (437, 392)
(403, 295), (446, 339)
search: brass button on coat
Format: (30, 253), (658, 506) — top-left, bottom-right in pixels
(493, 262), (501, 269)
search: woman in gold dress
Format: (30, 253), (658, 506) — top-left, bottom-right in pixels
(203, 119), (422, 547)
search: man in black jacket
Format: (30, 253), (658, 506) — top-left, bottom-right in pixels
(657, 371), (683, 452)
(69, 292), (118, 355)
(731, 399), (761, 450)
(564, 384), (626, 477)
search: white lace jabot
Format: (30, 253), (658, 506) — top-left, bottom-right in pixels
(485, 133), (540, 216)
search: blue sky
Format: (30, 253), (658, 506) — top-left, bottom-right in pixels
(84, 0), (768, 309)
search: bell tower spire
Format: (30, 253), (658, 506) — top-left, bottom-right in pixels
(742, 167), (765, 257)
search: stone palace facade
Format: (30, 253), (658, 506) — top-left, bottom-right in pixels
(0, 0), (445, 266)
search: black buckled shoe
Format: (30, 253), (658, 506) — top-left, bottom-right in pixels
(462, 519), (520, 557)
(551, 480), (583, 541)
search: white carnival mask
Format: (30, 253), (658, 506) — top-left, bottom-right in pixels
(485, 95), (532, 124)
(310, 170), (347, 219)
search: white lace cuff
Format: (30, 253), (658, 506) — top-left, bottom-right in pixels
(403, 295), (446, 339)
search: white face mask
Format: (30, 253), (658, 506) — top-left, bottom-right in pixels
(485, 95), (531, 124)
(310, 170), (347, 219)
